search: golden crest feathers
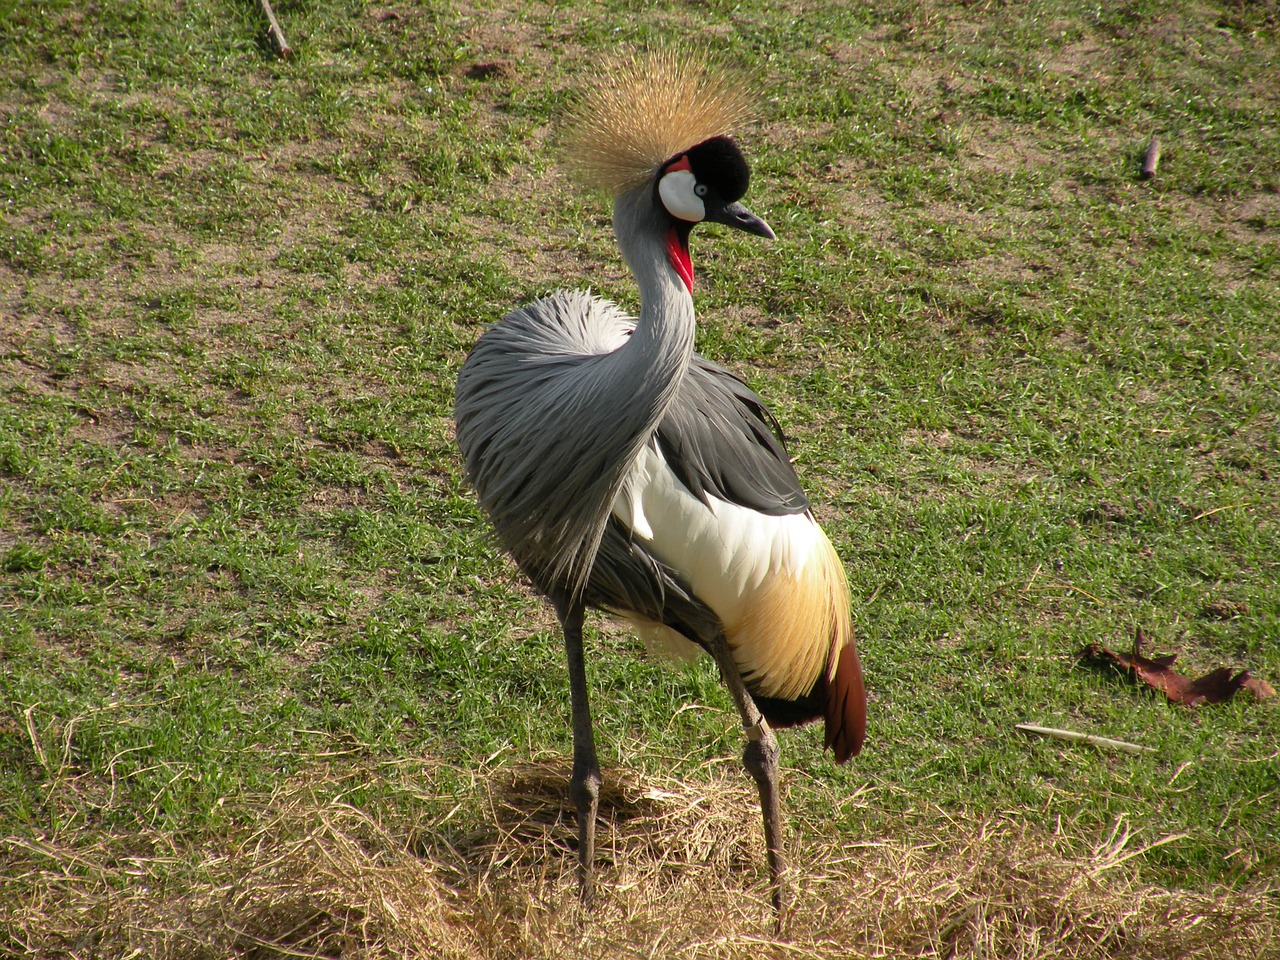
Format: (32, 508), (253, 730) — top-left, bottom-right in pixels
(563, 50), (756, 195)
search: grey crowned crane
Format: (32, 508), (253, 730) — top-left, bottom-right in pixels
(453, 51), (865, 917)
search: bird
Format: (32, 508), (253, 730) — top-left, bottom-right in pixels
(453, 50), (866, 918)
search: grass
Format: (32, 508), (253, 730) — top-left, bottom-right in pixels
(2, 0), (1278, 956)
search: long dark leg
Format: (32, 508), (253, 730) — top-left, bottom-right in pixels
(556, 598), (600, 904)
(745, 725), (788, 922)
(707, 631), (791, 927)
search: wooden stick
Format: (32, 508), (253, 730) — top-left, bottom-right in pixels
(1140, 136), (1161, 180)
(258, 0), (291, 58)
(1016, 723), (1156, 756)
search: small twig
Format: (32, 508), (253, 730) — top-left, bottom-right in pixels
(1092, 830), (1190, 876)
(96, 459), (130, 495)
(1192, 503), (1246, 521)
(258, 0), (292, 58)
(1016, 723), (1156, 756)
(22, 703), (49, 773)
(1140, 136), (1161, 180)
(1029, 580), (1104, 604)
(1020, 562), (1043, 594)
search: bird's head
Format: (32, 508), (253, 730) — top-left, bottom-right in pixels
(653, 135), (774, 292)
(564, 50), (773, 293)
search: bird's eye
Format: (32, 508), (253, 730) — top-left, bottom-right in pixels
(694, 184), (709, 197)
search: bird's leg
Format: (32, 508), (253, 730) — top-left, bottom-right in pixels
(744, 723), (788, 921)
(706, 631), (791, 927)
(556, 598), (601, 904)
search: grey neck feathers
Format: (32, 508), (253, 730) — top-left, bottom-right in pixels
(611, 187), (697, 430)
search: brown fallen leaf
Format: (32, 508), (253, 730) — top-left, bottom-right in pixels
(1243, 675), (1277, 700)
(1081, 627), (1275, 706)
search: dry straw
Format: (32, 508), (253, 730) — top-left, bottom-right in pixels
(4, 758), (1277, 959)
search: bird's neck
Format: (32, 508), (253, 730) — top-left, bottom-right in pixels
(613, 192), (697, 417)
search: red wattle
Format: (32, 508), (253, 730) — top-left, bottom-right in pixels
(665, 228), (694, 293)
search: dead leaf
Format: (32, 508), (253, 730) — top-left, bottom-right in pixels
(1081, 627), (1275, 706)
(1243, 675), (1277, 700)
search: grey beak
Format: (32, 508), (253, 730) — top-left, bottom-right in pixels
(707, 201), (775, 239)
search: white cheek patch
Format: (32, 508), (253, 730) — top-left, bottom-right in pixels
(658, 169), (706, 223)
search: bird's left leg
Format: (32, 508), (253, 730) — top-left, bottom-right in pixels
(706, 630), (790, 925)
(555, 597), (601, 904)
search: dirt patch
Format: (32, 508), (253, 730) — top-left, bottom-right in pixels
(443, 0), (563, 76)
(1041, 37), (1112, 80)
(902, 428), (954, 449)
(1235, 192), (1280, 232)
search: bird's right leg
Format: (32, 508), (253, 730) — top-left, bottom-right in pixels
(706, 631), (791, 927)
(556, 598), (601, 904)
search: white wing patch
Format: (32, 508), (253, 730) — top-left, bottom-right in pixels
(613, 443), (849, 699)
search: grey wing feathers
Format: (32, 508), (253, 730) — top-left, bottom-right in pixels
(454, 290), (638, 596)
(456, 288), (807, 612)
(582, 362), (811, 651)
(657, 357), (809, 517)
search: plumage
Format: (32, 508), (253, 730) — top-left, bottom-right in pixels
(455, 290), (642, 594)
(613, 444), (834, 697)
(659, 356), (808, 516)
(454, 49), (865, 920)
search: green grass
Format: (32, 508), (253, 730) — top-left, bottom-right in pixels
(2, 0), (1278, 956)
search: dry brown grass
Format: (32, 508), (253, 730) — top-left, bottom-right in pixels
(3, 758), (1277, 960)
